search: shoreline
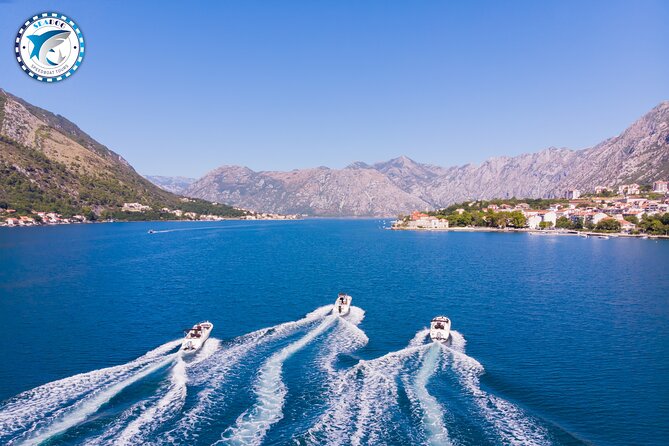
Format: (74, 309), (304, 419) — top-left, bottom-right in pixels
(0, 217), (300, 229)
(390, 225), (669, 239)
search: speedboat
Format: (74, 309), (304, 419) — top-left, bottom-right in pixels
(148, 229), (155, 234)
(181, 321), (213, 353)
(333, 293), (352, 316)
(429, 316), (451, 342)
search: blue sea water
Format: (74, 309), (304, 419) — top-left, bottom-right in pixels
(0, 220), (667, 446)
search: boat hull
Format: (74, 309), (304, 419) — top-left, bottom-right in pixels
(333, 295), (352, 316)
(429, 317), (451, 342)
(181, 322), (213, 353)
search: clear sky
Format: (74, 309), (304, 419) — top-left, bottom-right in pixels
(1, 0), (668, 178)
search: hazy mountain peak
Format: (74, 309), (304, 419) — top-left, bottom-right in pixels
(346, 161), (371, 169)
(183, 102), (668, 216)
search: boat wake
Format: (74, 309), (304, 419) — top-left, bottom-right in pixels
(163, 305), (333, 444)
(0, 339), (181, 445)
(303, 333), (429, 445)
(404, 342), (453, 446)
(0, 312), (555, 446)
(218, 316), (337, 445)
(447, 331), (551, 446)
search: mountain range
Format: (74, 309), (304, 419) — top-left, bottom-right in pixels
(148, 101), (669, 216)
(0, 88), (242, 218)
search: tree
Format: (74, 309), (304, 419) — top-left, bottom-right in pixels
(509, 211), (527, 228)
(595, 219), (621, 232)
(555, 216), (571, 229)
(625, 215), (639, 225)
(538, 221), (553, 230)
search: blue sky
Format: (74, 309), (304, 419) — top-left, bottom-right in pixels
(1, 1), (668, 177)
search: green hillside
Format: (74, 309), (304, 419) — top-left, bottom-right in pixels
(0, 89), (245, 219)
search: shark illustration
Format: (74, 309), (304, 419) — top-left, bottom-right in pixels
(27, 29), (71, 66)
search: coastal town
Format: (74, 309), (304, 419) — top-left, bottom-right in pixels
(0, 201), (299, 227)
(394, 180), (669, 237)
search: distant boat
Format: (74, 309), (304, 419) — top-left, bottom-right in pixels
(148, 229), (155, 234)
(597, 235), (610, 239)
(181, 321), (213, 353)
(333, 293), (352, 316)
(430, 316), (451, 342)
(579, 233), (589, 238)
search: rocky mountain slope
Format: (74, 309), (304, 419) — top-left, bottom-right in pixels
(0, 89), (243, 217)
(144, 175), (196, 194)
(180, 101), (669, 216)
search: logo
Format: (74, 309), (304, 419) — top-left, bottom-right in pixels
(15, 12), (84, 82)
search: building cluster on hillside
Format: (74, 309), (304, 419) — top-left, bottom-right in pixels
(0, 209), (88, 227)
(404, 211), (450, 229)
(0, 203), (299, 227)
(398, 179), (669, 233)
(485, 200), (665, 232)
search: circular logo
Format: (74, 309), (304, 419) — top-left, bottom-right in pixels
(15, 12), (84, 82)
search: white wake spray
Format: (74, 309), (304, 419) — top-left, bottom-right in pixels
(0, 339), (180, 445)
(19, 354), (177, 446)
(219, 315), (337, 446)
(318, 306), (368, 378)
(404, 342), (453, 446)
(114, 357), (188, 445)
(160, 306), (333, 444)
(446, 331), (551, 446)
(304, 332), (430, 446)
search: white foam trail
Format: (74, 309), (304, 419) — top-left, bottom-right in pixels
(349, 345), (428, 445)
(405, 343), (452, 446)
(150, 223), (257, 234)
(84, 340), (221, 446)
(446, 331), (550, 446)
(161, 306), (333, 444)
(19, 354), (176, 446)
(318, 307), (368, 378)
(187, 338), (221, 366)
(113, 358), (188, 445)
(409, 328), (430, 347)
(0, 340), (180, 444)
(220, 316), (336, 446)
(305, 337), (428, 446)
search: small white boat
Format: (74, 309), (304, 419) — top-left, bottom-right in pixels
(597, 235), (610, 239)
(181, 321), (213, 353)
(333, 293), (352, 316)
(429, 316), (451, 342)
(148, 229), (156, 234)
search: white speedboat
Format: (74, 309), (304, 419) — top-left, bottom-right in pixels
(429, 316), (451, 342)
(333, 293), (352, 316)
(181, 321), (213, 353)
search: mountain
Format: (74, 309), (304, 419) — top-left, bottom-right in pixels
(184, 101), (669, 216)
(0, 89), (243, 218)
(144, 175), (196, 194)
(186, 164), (430, 216)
